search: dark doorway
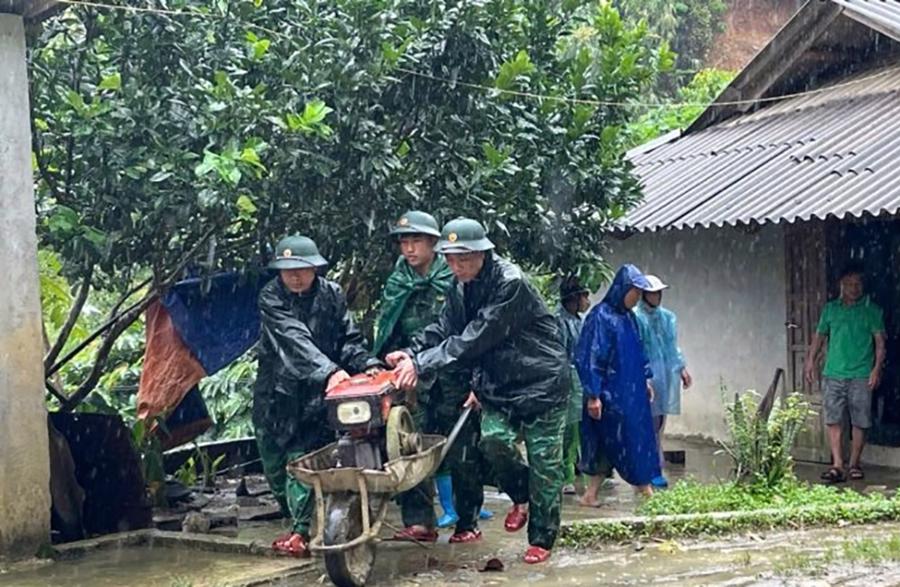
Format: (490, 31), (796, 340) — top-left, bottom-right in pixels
(829, 217), (900, 447)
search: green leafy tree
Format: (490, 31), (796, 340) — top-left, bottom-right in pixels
(626, 68), (734, 147)
(30, 0), (671, 410)
(615, 0), (727, 90)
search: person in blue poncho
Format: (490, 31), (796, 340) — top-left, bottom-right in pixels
(575, 264), (660, 502)
(634, 275), (692, 489)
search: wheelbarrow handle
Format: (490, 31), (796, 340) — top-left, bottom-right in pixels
(440, 406), (474, 462)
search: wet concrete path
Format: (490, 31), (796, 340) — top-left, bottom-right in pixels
(7, 439), (900, 586)
(363, 521), (900, 586)
(243, 439), (900, 585)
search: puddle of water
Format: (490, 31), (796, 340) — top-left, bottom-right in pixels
(10, 438), (900, 587)
(0, 546), (305, 587)
(370, 523), (900, 586)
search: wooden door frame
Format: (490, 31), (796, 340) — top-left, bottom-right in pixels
(784, 220), (831, 463)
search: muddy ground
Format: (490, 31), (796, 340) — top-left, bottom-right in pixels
(5, 439), (900, 586)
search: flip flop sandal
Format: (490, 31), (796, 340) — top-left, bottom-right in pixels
(524, 546), (551, 564)
(272, 533), (310, 558)
(848, 467), (865, 480)
(821, 467), (846, 483)
(449, 529), (482, 543)
(504, 504), (528, 532)
(391, 526), (439, 543)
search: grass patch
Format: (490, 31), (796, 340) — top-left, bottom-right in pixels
(637, 477), (881, 516)
(560, 387), (895, 548)
(560, 484), (900, 547)
(772, 551), (832, 576)
(772, 534), (900, 577)
(843, 534), (900, 564)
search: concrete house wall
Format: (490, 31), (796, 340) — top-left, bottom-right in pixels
(605, 223), (789, 442)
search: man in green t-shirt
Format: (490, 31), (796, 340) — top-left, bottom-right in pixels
(805, 264), (886, 483)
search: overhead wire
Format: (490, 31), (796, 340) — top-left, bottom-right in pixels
(55, 0), (284, 39)
(392, 66), (897, 109)
(52, 0), (898, 111)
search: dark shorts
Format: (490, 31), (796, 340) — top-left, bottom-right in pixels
(823, 377), (872, 429)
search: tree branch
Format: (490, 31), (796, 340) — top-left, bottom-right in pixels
(46, 293), (152, 379)
(31, 125), (64, 199)
(109, 274), (152, 320)
(59, 295), (154, 412)
(46, 380), (68, 405)
(50, 224), (223, 411)
(44, 264), (93, 371)
(61, 10), (97, 202)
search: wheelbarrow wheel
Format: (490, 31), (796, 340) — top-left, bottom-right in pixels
(323, 492), (376, 587)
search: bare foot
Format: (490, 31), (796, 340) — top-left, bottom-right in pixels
(635, 484), (653, 498)
(579, 475), (603, 507)
(578, 493), (600, 507)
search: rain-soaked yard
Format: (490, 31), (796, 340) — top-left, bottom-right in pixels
(5, 440), (900, 586)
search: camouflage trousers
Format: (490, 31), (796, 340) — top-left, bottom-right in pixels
(397, 399), (486, 532)
(480, 403), (567, 549)
(255, 427), (315, 537)
(563, 422), (581, 485)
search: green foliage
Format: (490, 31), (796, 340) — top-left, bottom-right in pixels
(175, 445), (226, 488)
(773, 534), (900, 576)
(39, 249), (88, 343)
(626, 68), (734, 147)
(28, 0), (675, 414)
(131, 417), (168, 507)
(614, 0), (727, 80)
(668, 0), (728, 73)
(39, 247), (145, 417)
(843, 534), (900, 564)
(30, 0), (672, 310)
(199, 449), (227, 488)
(199, 354), (256, 440)
(638, 478), (878, 516)
(560, 492), (900, 547)
(175, 455), (198, 488)
(718, 391), (810, 488)
(772, 550), (832, 576)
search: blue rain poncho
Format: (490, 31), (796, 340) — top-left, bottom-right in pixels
(635, 301), (686, 417)
(575, 265), (660, 486)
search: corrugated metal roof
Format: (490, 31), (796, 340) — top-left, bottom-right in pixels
(623, 66), (900, 232)
(834, 0), (900, 41)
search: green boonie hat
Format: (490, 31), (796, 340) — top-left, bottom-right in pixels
(436, 218), (495, 254)
(268, 235), (328, 270)
(560, 276), (590, 301)
(389, 210), (441, 238)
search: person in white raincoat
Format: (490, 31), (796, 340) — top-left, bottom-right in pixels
(634, 275), (692, 489)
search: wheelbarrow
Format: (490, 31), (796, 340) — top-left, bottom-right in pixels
(287, 372), (473, 587)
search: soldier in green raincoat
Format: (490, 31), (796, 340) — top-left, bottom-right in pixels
(254, 235), (382, 558)
(388, 218), (569, 564)
(556, 276), (591, 495)
(373, 211), (486, 544)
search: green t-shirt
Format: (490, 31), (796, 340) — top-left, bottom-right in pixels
(817, 296), (885, 379)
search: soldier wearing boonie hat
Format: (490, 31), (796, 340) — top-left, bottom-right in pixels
(387, 218), (570, 564)
(373, 211), (493, 543)
(254, 234), (381, 558)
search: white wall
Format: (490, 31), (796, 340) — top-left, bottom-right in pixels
(0, 14), (51, 560)
(605, 223), (788, 442)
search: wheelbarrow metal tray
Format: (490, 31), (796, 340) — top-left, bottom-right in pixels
(287, 435), (446, 494)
